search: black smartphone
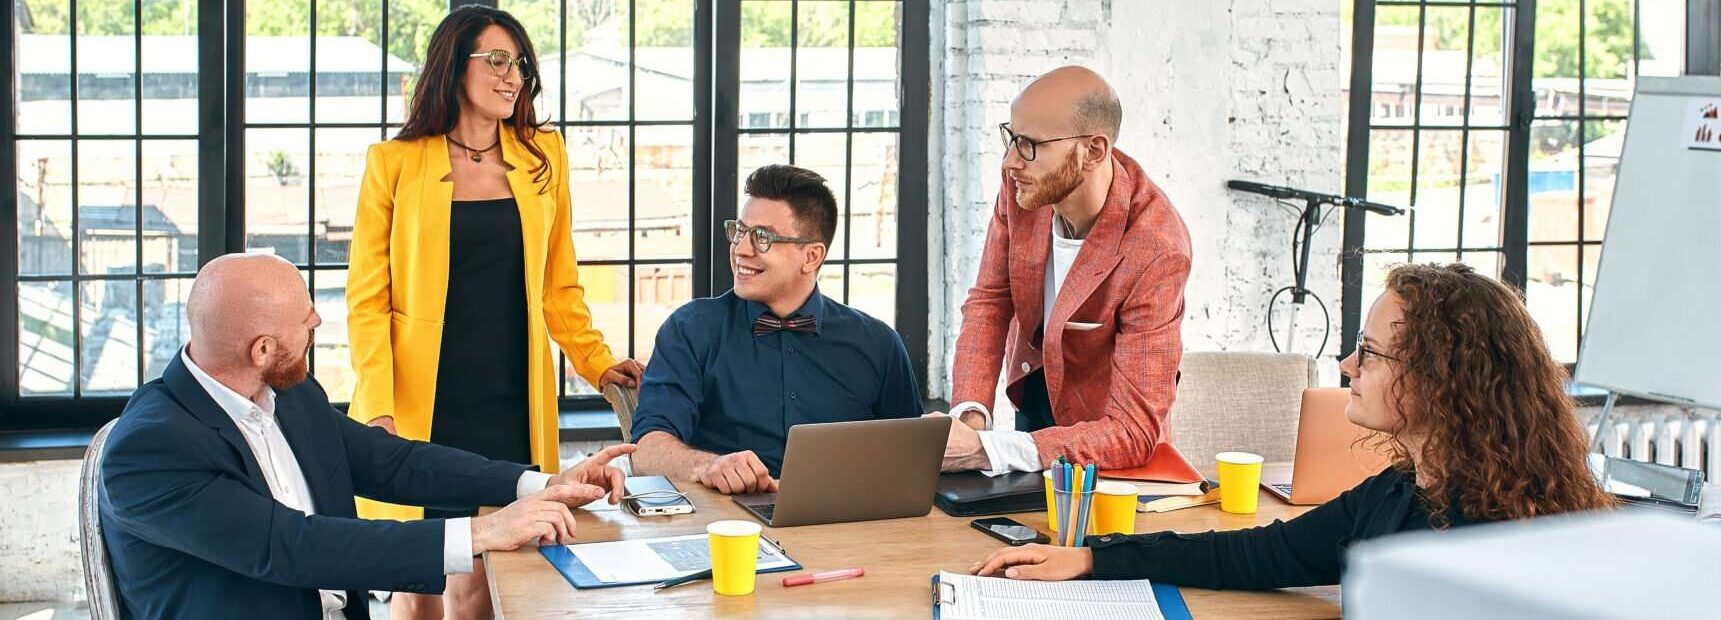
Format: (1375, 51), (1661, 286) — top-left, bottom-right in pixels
(971, 517), (1049, 546)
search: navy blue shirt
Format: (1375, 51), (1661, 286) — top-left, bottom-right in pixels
(629, 288), (924, 475)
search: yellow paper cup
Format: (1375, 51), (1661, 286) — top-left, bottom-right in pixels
(1092, 481), (1139, 535)
(1216, 452), (1264, 514)
(1043, 470), (1060, 532)
(707, 520), (762, 596)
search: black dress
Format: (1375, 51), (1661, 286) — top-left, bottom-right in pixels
(424, 197), (531, 519)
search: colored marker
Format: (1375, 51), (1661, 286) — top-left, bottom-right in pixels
(783, 568), (865, 587)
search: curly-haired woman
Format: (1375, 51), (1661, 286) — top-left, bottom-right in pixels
(970, 262), (1614, 588)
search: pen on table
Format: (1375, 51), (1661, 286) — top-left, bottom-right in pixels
(654, 568), (711, 591)
(782, 568), (865, 587)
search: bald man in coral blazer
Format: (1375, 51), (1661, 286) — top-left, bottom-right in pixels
(936, 66), (1191, 473)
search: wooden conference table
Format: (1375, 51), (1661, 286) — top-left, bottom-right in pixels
(485, 484), (1341, 619)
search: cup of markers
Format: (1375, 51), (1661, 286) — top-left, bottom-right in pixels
(1045, 457), (1097, 547)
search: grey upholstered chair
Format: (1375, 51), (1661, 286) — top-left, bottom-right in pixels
(79, 419), (123, 620)
(1166, 351), (1318, 477)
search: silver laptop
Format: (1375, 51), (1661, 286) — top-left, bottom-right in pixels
(734, 416), (950, 527)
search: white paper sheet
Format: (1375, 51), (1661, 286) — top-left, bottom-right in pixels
(564, 533), (795, 584)
(937, 571), (1164, 620)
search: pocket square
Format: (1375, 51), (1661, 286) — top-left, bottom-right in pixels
(1065, 321), (1103, 331)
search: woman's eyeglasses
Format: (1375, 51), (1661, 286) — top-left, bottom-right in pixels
(724, 220), (821, 254)
(469, 49), (533, 81)
(1355, 330), (1400, 368)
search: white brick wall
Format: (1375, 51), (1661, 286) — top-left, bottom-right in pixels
(0, 460), (85, 604)
(929, 0), (1348, 398)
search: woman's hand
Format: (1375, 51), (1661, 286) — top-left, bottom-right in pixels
(367, 415), (398, 436)
(970, 544), (1095, 581)
(599, 359), (645, 389)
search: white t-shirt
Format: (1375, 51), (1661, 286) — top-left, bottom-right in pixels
(1044, 216), (1086, 329)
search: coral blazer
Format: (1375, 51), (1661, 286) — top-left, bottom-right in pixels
(950, 149), (1191, 469)
(346, 126), (618, 520)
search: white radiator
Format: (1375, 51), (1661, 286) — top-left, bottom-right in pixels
(1588, 411), (1719, 482)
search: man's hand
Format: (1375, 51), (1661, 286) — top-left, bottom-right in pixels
(367, 415), (398, 436)
(548, 443), (636, 505)
(599, 359), (646, 390)
(970, 544), (1094, 581)
(924, 412), (988, 471)
(470, 485), (588, 554)
(696, 450), (778, 495)
(954, 409), (988, 431)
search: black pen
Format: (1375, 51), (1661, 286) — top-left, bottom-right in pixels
(654, 568), (712, 591)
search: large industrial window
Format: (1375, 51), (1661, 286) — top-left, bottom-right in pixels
(1342, 0), (1688, 363)
(2, 0), (929, 431)
(6, 0), (202, 430)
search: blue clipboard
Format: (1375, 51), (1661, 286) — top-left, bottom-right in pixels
(540, 534), (801, 589)
(930, 573), (1191, 620)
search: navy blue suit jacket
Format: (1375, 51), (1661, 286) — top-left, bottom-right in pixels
(98, 353), (531, 619)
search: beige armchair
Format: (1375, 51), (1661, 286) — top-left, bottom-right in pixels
(1167, 351), (1318, 476)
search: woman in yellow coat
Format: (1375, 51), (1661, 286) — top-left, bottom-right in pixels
(346, 6), (641, 618)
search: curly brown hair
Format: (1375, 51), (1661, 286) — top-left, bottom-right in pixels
(1381, 263), (1613, 527)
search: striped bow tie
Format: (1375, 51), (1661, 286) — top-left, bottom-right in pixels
(753, 313), (817, 337)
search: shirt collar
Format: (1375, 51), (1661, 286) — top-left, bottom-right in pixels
(743, 286), (829, 335)
(180, 348), (277, 424)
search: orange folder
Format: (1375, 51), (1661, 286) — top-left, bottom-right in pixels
(1099, 443), (1203, 484)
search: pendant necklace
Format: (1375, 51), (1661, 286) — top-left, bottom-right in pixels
(447, 134), (500, 163)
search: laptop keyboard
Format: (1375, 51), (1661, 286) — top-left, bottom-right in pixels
(749, 503), (776, 521)
(1271, 483), (1293, 495)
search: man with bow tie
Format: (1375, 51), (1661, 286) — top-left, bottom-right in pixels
(629, 164), (924, 495)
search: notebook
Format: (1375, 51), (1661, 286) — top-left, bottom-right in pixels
(931, 571), (1190, 620)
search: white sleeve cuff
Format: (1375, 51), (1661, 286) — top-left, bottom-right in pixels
(444, 518), (474, 574)
(948, 401), (994, 430)
(517, 470), (553, 499)
(975, 430), (1042, 477)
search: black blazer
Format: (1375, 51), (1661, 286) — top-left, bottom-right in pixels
(99, 352), (531, 619)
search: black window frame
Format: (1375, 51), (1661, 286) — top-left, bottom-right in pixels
(1, 0), (931, 432)
(1340, 0), (1705, 366)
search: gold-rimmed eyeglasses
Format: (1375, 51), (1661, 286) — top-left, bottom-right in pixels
(469, 49), (533, 80)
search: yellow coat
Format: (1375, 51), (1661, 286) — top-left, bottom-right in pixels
(345, 125), (619, 521)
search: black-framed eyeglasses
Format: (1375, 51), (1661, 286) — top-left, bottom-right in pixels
(999, 122), (1096, 162)
(724, 220), (821, 254)
(1355, 330), (1400, 367)
(469, 49), (533, 81)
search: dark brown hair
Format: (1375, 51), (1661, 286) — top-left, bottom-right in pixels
(743, 164), (838, 245)
(395, 5), (551, 193)
(1381, 263), (1613, 526)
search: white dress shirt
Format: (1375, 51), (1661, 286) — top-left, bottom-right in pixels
(180, 351), (552, 619)
(953, 217), (1085, 476)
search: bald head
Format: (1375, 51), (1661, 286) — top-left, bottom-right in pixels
(186, 254), (316, 373)
(1013, 66), (1123, 142)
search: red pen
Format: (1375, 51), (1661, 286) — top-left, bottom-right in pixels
(782, 568), (865, 587)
